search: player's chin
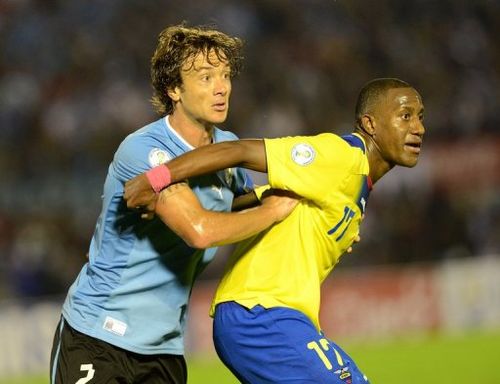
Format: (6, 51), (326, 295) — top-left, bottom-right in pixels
(209, 110), (229, 124)
(399, 155), (419, 168)
(209, 116), (227, 125)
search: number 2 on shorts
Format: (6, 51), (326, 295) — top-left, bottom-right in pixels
(75, 364), (95, 384)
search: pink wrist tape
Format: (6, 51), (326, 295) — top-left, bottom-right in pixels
(146, 165), (172, 193)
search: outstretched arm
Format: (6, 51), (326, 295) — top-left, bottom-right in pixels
(169, 139), (266, 181)
(124, 139), (266, 211)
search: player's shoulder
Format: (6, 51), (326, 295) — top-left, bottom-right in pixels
(121, 118), (165, 147)
(313, 132), (367, 159)
(312, 132), (363, 148)
(307, 133), (367, 173)
(339, 133), (367, 154)
(115, 118), (166, 158)
(110, 118), (172, 178)
(296, 132), (351, 154)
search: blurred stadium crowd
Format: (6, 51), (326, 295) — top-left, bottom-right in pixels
(0, 0), (499, 300)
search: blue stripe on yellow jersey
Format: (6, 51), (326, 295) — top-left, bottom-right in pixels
(211, 132), (371, 329)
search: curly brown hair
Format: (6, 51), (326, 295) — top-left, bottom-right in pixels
(150, 24), (244, 116)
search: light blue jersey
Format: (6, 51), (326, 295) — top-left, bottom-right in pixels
(62, 116), (253, 355)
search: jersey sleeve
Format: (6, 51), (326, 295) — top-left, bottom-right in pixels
(111, 134), (163, 184)
(264, 133), (356, 202)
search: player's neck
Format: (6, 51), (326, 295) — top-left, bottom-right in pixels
(367, 151), (394, 184)
(168, 113), (213, 148)
(355, 129), (393, 184)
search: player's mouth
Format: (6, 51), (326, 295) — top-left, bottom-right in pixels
(212, 102), (227, 112)
(404, 141), (422, 154)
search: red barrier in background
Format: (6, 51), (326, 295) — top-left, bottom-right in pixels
(320, 265), (441, 340)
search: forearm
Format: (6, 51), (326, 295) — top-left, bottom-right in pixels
(186, 205), (278, 248)
(155, 182), (277, 249)
(167, 139), (267, 182)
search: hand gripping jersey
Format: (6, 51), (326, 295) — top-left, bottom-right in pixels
(62, 116), (252, 355)
(211, 133), (371, 329)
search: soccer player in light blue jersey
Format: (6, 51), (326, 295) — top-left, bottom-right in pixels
(49, 24), (298, 384)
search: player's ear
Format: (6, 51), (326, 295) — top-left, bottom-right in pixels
(167, 86), (181, 102)
(360, 114), (376, 137)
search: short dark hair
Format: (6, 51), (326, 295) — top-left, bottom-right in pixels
(355, 78), (412, 128)
(150, 24), (244, 116)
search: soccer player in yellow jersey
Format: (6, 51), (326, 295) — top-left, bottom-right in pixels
(125, 78), (425, 383)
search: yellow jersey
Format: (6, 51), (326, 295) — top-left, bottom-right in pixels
(211, 133), (371, 329)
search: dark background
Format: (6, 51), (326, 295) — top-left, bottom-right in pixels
(1, 0), (499, 300)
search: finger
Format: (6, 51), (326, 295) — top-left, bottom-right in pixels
(346, 246), (353, 253)
(147, 201), (156, 212)
(123, 184), (132, 200)
(126, 198), (137, 209)
(141, 212), (155, 220)
(127, 195), (143, 209)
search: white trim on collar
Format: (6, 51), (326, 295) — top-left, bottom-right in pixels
(164, 115), (195, 150)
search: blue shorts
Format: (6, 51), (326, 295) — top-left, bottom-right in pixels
(213, 301), (370, 384)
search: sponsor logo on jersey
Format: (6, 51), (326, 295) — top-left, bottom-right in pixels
(291, 143), (316, 166)
(148, 148), (171, 167)
(334, 366), (352, 383)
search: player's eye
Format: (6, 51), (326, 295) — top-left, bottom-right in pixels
(402, 113), (410, 120)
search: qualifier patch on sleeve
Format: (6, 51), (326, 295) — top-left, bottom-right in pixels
(148, 148), (171, 167)
(291, 143), (316, 166)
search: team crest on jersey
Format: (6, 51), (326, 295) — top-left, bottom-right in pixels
(148, 148), (171, 167)
(291, 143), (316, 166)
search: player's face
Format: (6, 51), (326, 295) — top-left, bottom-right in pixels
(372, 87), (425, 168)
(172, 49), (232, 126)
